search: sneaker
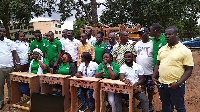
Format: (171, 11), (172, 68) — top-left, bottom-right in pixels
(79, 106), (88, 112)
(137, 102), (142, 109)
(149, 102), (154, 112)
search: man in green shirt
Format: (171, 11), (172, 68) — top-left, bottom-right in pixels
(30, 30), (49, 58)
(46, 31), (62, 73)
(150, 23), (167, 68)
(93, 31), (107, 64)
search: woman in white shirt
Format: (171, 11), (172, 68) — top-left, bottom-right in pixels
(75, 52), (98, 112)
(15, 31), (30, 72)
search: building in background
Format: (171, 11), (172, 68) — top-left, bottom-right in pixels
(9, 20), (62, 40)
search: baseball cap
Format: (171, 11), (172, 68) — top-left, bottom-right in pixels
(138, 27), (149, 33)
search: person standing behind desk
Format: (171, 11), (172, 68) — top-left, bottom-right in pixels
(75, 52), (98, 112)
(152, 26), (194, 112)
(95, 51), (120, 112)
(86, 28), (96, 45)
(93, 31), (107, 64)
(62, 30), (81, 66)
(77, 33), (95, 67)
(0, 29), (21, 109)
(149, 23), (167, 68)
(30, 30), (49, 58)
(105, 33), (117, 53)
(134, 27), (154, 111)
(15, 31), (30, 72)
(46, 31), (62, 73)
(112, 31), (136, 67)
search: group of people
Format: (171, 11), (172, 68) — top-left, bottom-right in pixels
(0, 22), (193, 112)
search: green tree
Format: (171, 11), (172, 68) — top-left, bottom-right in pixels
(73, 18), (89, 38)
(58, 0), (103, 27)
(0, 0), (56, 39)
(100, 0), (200, 40)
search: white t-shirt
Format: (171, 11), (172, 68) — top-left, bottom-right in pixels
(78, 61), (98, 77)
(120, 62), (144, 83)
(62, 38), (81, 62)
(59, 37), (68, 50)
(15, 40), (30, 65)
(134, 40), (154, 75)
(0, 37), (16, 68)
(86, 36), (96, 45)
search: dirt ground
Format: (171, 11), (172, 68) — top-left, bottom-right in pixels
(1, 50), (200, 112)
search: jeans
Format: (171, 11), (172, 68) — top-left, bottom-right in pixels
(115, 92), (149, 112)
(158, 84), (186, 112)
(77, 87), (94, 109)
(108, 92), (116, 112)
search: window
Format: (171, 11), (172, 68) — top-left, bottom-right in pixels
(55, 30), (58, 34)
(55, 24), (57, 27)
(24, 26), (27, 29)
(58, 25), (61, 28)
(59, 31), (61, 34)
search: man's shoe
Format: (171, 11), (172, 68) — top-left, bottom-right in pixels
(137, 102), (142, 109)
(79, 106), (88, 112)
(149, 102), (154, 112)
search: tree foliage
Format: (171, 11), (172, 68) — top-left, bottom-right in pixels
(58, 0), (100, 27)
(100, 0), (200, 40)
(0, 0), (56, 38)
(73, 18), (89, 38)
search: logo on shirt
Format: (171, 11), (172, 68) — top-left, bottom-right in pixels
(66, 67), (69, 69)
(43, 43), (46, 46)
(159, 43), (162, 48)
(53, 44), (57, 47)
(6, 42), (10, 46)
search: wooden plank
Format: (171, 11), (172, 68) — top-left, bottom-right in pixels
(70, 86), (77, 112)
(10, 80), (21, 104)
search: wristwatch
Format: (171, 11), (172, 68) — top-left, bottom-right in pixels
(122, 78), (126, 82)
(176, 82), (182, 87)
(16, 62), (21, 65)
(107, 64), (111, 68)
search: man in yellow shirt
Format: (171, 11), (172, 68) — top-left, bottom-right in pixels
(77, 33), (95, 67)
(153, 26), (194, 112)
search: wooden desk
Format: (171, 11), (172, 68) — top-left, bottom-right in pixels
(40, 73), (71, 112)
(99, 79), (135, 112)
(69, 76), (101, 112)
(10, 72), (39, 104)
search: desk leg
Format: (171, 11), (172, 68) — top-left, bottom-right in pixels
(63, 78), (70, 112)
(11, 81), (20, 104)
(70, 86), (77, 112)
(100, 90), (106, 112)
(94, 82), (100, 112)
(129, 93), (133, 112)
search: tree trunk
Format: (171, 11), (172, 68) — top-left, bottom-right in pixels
(91, 0), (98, 27)
(2, 19), (11, 39)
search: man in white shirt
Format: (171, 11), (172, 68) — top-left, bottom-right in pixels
(86, 29), (96, 45)
(0, 29), (21, 109)
(115, 51), (149, 112)
(62, 30), (81, 64)
(134, 27), (154, 111)
(60, 29), (68, 53)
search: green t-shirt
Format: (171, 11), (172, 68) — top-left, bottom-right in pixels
(58, 62), (70, 75)
(151, 33), (167, 67)
(93, 42), (107, 64)
(96, 61), (119, 79)
(30, 58), (49, 74)
(47, 39), (62, 63)
(30, 38), (49, 56)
